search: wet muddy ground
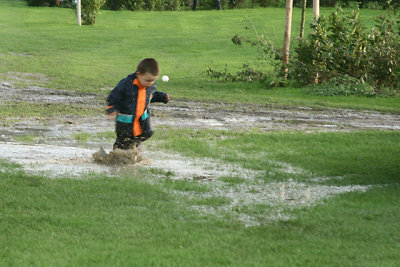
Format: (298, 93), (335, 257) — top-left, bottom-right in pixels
(1, 76), (398, 225)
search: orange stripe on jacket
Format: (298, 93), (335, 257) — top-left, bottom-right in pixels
(133, 78), (146, 137)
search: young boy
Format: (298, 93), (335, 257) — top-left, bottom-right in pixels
(106, 58), (170, 150)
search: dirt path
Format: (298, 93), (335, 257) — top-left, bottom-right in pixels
(2, 79), (400, 133)
(153, 100), (400, 132)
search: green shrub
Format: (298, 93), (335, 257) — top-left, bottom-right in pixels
(292, 7), (400, 93)
(105, 0), (125, 10)
(105, 0), (186, 10)
(305, 75), (377, 96)
(257, 0), (285, 7)
(206, 7), (399, 96)
(26, 0), (57, 6)
(293, 16), (332, 85)
(365, 1), (382, 9)
(104, 0), (284, 10)
(206, 63), (269, 82)
(366, 14), (400, 90)
(74, 0), (105, 25)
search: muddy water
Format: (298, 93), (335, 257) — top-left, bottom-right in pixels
(0, 141), (259, 180)
(187, 181), (371, 227)
(0, 142), (111, 176)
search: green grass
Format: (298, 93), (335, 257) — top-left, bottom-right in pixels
(155, 128), (400, 185)
(162, 179), (211, 192)
(0, 101), (101, 117)
(13, 134), (37, 143)
(1, 129), (399, 265)
(72, 132), (91, 141)
(1, 146), (399, 265)
(219, 176), (247, 184)
(1, 0), (399, 112)
(72, 131), (116, 141)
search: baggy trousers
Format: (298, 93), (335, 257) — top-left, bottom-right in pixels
(113, 116), (153, 150)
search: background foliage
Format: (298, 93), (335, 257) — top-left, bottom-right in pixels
(207, 7), (400, 96)
(80, 0), (106, 24)
(293, 7), (400, 95)
(25, 0), (400, 10)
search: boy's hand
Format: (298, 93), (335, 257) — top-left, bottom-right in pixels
(107, 111), (118, 121)
(166, 94), (171, 102)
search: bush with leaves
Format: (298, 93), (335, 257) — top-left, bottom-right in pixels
(73, 0), (105, 25)
(26, 0), (57, 6)
(105, 0), (125, 10)
(293, 0), (400, 8)
(105, 0), (186, 10)
(257, 0), (285, 7)
(206, 8), (399, 96)
(305, 75), (377, 96)
(293, 16), (333, 85)
(366, 14), (400, 90)
(206, 63), (269, 82)
(292, 7), (400, 94)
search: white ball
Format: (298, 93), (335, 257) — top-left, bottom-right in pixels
(162, 75), (169, 82)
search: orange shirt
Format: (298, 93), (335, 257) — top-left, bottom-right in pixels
(133, 78), (146, 136)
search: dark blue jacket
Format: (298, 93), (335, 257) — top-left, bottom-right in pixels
(106, 73), (168, 116)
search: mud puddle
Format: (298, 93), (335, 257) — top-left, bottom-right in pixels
(0, 142), (111, 177)
(0, 141), (260, 180)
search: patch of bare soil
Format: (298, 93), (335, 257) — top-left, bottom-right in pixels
(152, 100), (400, 132)
(0, 76), (102, 106)
(1, 79), (400, 132)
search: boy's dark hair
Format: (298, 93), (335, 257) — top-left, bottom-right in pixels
(137, 58), (159, 76)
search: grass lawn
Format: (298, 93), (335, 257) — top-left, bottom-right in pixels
(1, 130), (400, 266)
(154, 129), (400, 185)
(1, 0), (399, 112)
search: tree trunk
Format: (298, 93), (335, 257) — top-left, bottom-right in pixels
(77, 0), (82, 26)
(299, 0), (306, 39)
(215, 0), (222, 10)
(313, 0), (319, 19)
(282, 0), (293, 77)
(313, 0), (319, 83)
(192, 0), (197, 10)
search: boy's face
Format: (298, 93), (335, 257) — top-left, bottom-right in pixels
(137, 72), (159, 87)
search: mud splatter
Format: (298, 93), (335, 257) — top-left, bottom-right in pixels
(93, 147), (143, 165)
